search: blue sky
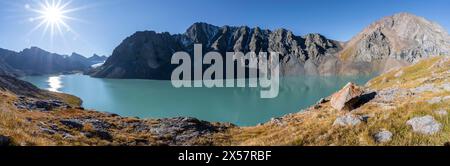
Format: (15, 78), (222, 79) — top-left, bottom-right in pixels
(0, 0), (449, 57)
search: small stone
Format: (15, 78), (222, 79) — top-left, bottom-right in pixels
(374, 129), (393, 143)
(441, 83), (450, 91)
(394, 70), (404, 78)
(443, 96), (450, 101)
(333, 114), (362, 127)
(406, 115), (442, 135)
(427, 97), (442, 104)
(434, 109), (448, 116)
(411, 84), (439, 94)
(270, 117), (285, 126)
(40, 127), (57, 135)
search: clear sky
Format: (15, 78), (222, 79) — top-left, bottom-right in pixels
(0, 0), (449, 57)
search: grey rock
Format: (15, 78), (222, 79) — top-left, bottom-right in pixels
(394, 70), (404, 78)
(333, 114), (362, 127)
(148, 117), (233, 145)
(441, 83), (450, 91)
(60, 119), (84, 130)
(374, 129), (393, 143)
(39, 127), (57, 135)
(85, 128), (113, 141)
(411, 84), (440, 94)
(406, 115), (442, 135)
(269, 117), (285, 126)
(443, 96), (450, 101)
(427, 97), (442, 104)
(434, 109), (448, 116)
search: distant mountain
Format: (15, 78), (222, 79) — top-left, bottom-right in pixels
(87, 54), (108, 64)
(0, 47), (95, 76)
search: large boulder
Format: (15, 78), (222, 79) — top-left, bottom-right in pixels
(330, 82), (364, 111)
(406, 115), (442, 135)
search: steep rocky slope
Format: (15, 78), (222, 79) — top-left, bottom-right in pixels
(92, 13), (449, 79)
(339, 13), (450, 74)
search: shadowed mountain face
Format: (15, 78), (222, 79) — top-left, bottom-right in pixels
(0, 47), (105, 76)
(91, 23), (343, 79)
(92, 13), (449, 80)
(0, 48), (21, 76)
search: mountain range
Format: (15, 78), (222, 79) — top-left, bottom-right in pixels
(0, 47), (107, 76)
(91, 13), (450, 80)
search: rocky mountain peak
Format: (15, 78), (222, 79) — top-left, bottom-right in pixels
(341, 13), (450, 63)
(70, 52), (85, 58)
(21, 47), (51, 56)
(185, 22), (220, 45)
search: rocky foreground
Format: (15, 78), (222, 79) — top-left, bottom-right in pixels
(1, 56), (449, 146)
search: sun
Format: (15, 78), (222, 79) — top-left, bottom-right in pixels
(26, 0), (84, 42)
(43, 6), (64, 24)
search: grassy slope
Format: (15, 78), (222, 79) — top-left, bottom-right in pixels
(209, 56), (450, 146)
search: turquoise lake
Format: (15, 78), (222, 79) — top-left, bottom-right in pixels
(21, 74), (374, 126)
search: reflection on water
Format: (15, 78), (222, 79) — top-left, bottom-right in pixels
(47, 76), (63, 92)
(21, 74), (375, 126)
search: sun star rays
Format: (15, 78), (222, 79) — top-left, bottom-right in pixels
(26, 0), (83, 46)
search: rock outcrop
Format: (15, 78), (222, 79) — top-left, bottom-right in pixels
(330, 82), (364, 111)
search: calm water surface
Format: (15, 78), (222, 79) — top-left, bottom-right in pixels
(21, 74), (374, 126)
